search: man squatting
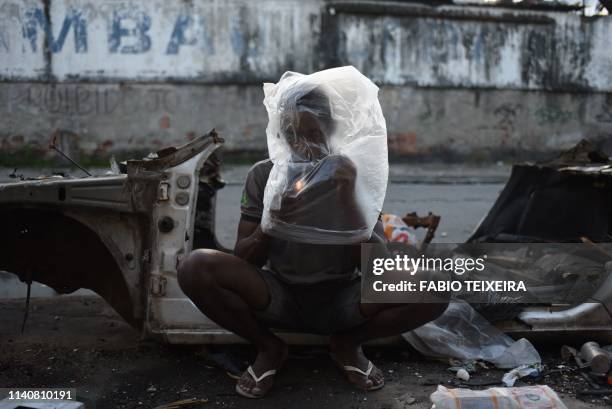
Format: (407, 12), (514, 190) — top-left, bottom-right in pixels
(177, 83), (449, 398)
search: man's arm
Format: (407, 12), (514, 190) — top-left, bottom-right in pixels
(234, 216), (271, 268)
(236, 160), (273, 267)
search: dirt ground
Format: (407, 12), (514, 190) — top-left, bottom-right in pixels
(0, 296), (609, 409)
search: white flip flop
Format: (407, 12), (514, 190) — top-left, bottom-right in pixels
(331, 355), (385, 391)
(235, 366), (277, 399)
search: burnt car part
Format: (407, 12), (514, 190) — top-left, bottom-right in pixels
(48, 129), (92, 177)
(0, 131), (224, 332)
(470, 139), (612, 341)
(402, 211), (441, 250)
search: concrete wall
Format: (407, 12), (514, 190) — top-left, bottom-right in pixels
(0, 0), (611, 161)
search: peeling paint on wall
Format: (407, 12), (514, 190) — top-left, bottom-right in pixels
(0, 0), (323, 82)
(0, 0), (611, 159)
(0, 1), (611, 91)
(335, 7), (612, 91)
(1, 82), (611, 160)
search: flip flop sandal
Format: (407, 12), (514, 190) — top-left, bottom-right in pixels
(331, 355), (385, 391)
(235, 366), (277, 399)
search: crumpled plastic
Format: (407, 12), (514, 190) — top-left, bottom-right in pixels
(261, 66), (388, 244)
(501, 364), (540, 387)
(403, 301), (541, 369)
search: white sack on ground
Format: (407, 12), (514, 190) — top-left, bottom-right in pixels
(261, 66), (388, 244)
(431, 385), (568, 409)
(403, 301), (541, 369)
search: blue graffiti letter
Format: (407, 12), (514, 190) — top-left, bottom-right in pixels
(109, 10), (151, 54)
(22, 7), (87, 53)
(165, 15), (214, 55)
(230, 16), (262, 58)
(166, 15), (195, 54)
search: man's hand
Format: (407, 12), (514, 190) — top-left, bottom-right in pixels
(234, 217), (271, 267)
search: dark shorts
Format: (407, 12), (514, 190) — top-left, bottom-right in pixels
(253, 269), (368, 335)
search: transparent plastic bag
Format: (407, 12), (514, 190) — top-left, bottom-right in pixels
(261, 66), (388, 244)
(431, 385), (568, 409)
(403, 302), (540, 369)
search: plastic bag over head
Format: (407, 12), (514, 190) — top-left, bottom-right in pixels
(261, 66), (388, 244)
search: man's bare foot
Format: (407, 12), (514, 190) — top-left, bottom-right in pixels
(329, 334), (384, 391)
(236, 340), (288, 398)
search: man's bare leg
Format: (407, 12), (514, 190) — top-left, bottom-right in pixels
(178, 249), (288, 396)
(330, 303), (448, 390)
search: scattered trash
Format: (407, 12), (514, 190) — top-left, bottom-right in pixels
(559, 343), (612, 400)
(501, 364), (540, 387)
(400, 212), (441, 250)
(579, 341), (611, 375)
(560, 345), (579, 363)
(455, 368), (470, 382)
(382, 213), (418, 246)
(430, 385), (569, 409)
(579, 371), (601, 389)
(394, 391), (416, 408)
(403, 302), (541, 369)
(152, 397), (208, 409)
(448, 360), (477, 374)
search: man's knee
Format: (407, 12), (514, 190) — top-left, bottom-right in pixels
(177, 249), (224, 295)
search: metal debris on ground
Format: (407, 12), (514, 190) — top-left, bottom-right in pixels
(559, 342), (612, 401)
(578, 342), (611, 375)
(152, 397), (208, 409)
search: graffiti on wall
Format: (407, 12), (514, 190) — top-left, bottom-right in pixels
(19, 7), (215, 56)
(0, 0), (321, 81)
(3, 85), (181, 116)
(1, 0), (612, 91)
